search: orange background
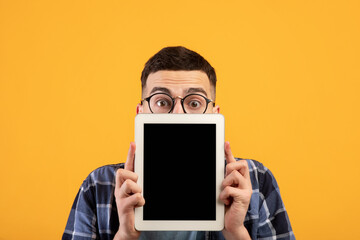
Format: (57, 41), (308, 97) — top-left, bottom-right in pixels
(1, 1), (359, 239)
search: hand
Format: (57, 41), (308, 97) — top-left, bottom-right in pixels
(113, 142), (145, 240)
(220, 142), (252, 240)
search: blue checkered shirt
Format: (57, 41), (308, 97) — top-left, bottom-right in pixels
(63, 159), (295, 240)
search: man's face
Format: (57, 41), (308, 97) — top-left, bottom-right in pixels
(137, 70), (220, 114)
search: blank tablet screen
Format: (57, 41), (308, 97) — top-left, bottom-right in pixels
(143, 123), (216, 221)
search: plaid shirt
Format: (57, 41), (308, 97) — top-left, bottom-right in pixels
(63, 159), (295, 240)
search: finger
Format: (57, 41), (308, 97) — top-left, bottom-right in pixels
(226, 160), (250, 179)
(120, 193), (145, 213)
(219, 192), (231, 206)
(219, 186), (240, 205)
(238, 160), (250, 179)
(225, 141), (236, 165)
(219, 186), (252, 205)
(133, 193), (146, 208)
(118, 179), (142, 198)
(115, 169), (139, 190)
(222, 170), (248, 189)
(125, 142), (136, 171)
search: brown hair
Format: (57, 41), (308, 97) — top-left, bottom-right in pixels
(141, 46), (217, 95)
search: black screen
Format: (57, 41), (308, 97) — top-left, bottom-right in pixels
(143, 124), (216, 220)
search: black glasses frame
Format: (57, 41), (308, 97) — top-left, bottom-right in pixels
(141, 92), (215, 114)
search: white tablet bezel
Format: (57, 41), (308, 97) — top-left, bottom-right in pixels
(134, 113), (225, 231)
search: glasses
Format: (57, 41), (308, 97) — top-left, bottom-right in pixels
(141, 93), (215, 114)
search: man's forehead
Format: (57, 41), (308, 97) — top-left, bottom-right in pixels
(143, 70), (212, 95)
(147, 70), (209, 82)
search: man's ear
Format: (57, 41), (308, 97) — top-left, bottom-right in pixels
(212, 105), (220, 113)
(136, 103), (143, 114)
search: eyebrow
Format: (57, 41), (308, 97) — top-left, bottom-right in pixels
(149, 87), (172, 95)
(185, 88), (208, 97)
(149, 87), (209, 97)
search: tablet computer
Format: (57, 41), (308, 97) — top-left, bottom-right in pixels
(134, 114), (225, 231)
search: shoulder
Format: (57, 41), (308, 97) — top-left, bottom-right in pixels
(235, 158), (280, 196)
(80, 163), (125, 193)
(63, 164), (125, 239)
(235, 159), (294, 239)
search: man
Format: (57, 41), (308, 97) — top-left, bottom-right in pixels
(63, 46), (295, 240)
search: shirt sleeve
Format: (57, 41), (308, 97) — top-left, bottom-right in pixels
(62, 176), (98, 240)
(256, 164), (295, 240)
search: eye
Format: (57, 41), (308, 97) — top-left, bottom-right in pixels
(188, 100), (201, 108)
(156, 99), (170, 107)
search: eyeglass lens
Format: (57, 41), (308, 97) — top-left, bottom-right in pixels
(148, 93), (208, 113)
